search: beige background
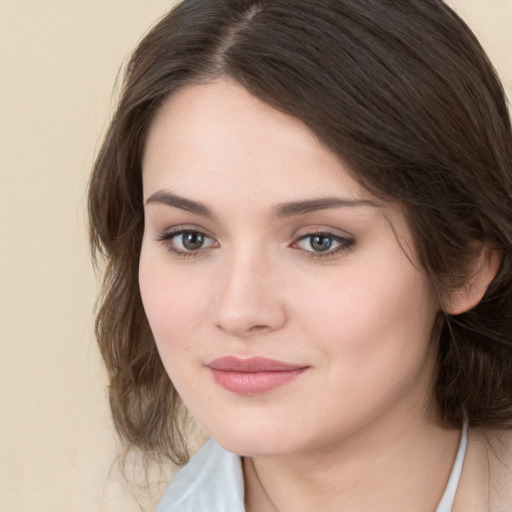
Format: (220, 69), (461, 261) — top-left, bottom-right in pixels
(1, 1), (511, 511)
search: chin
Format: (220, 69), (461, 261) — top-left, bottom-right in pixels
(199, 418), (310, 458)
(215, 435), (295, 458)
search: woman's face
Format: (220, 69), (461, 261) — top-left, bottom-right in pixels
(139, 79), (441, 457)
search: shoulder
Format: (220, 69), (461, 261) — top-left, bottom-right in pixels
(454, 427), (512, 512)
(156, 439), (245, 512)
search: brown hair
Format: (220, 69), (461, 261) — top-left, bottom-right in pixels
(89, 0), (512, 464)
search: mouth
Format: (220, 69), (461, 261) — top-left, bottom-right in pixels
(206, 356), (309, 395)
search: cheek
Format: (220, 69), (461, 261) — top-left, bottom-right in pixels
(138, 248), (208, 353)
(139, 250), (221, 414)
(286, 260), (439, 440)
(295, 254), (438, 372)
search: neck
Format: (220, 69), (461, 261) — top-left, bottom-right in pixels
(244, 411), (461, 512)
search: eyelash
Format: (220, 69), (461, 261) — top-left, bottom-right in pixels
(292, 232), (356, 259)
(155, 229), (218, 259)
(155, 229), (356, 260)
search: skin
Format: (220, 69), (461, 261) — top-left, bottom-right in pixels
(139, 78), (463, 511)
(453, 427), (512, 511)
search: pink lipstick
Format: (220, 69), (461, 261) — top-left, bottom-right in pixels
(206, 356), (308, 395)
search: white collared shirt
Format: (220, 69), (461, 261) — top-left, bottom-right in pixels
(157, 423), (468, 512)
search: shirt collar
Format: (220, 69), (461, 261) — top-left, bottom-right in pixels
(157, 438), (245, 512)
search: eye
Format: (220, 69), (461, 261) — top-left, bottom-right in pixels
(156, 229), (217, 256)
(293, 232), (355, 256)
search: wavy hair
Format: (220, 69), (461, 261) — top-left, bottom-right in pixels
(89, 0), (512, 464)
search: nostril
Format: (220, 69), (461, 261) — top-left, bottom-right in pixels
(248, 325), (269, 333)
(215, 323), (268, 333)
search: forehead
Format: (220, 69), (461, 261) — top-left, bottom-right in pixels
(142, 79), (368, 204)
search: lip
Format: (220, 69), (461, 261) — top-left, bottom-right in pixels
(206, 356), (309, 395)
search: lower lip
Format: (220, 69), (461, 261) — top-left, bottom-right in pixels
(209, 368), (307, 395)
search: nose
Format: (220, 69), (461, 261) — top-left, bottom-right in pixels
(213, 250), (287, 338)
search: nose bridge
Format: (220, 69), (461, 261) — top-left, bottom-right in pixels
(214, 243), (286, 337)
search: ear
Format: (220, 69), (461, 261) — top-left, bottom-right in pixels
(445, 247), (501, 315)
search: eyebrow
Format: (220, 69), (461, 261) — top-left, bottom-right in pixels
(145, 191), (379, 218)
(272, 197), (380, 218)
(146, 191), (214, 218)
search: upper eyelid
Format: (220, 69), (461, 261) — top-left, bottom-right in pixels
(155, 226), (354, 240)
(292, 232), (354, 248)
(293, 225), (355, 240)
(155, 227), (216, 247)
(156, 225), (215, 238)
(296, 230), (351, 240)
(154, 220), (358, 242)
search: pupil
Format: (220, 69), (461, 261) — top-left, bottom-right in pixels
(183, 232), (204, 250)
(311, 235), (332, 252)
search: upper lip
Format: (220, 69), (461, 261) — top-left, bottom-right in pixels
(206, 356), (308, 373)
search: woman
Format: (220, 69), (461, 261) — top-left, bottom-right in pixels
(88, 0), (512, 510)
